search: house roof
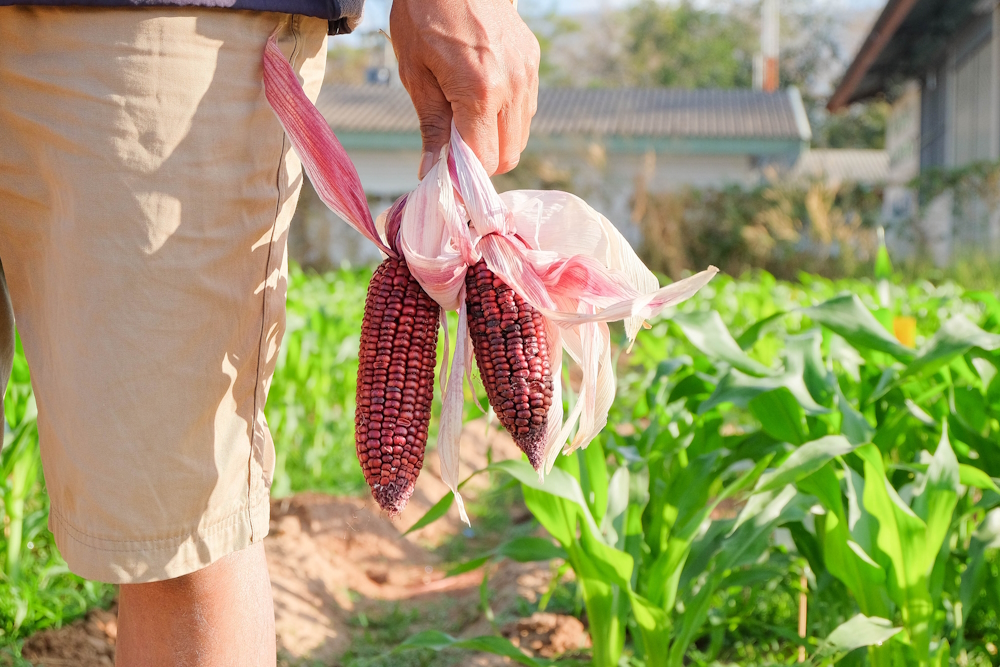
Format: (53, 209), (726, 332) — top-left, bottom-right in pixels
(828, 0), (983, 110)
(316, 85), (812, 153)
(791, 149), (889, 184)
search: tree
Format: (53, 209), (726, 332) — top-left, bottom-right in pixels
(622, 0), (756, 89)
(529, 0), (886, 150)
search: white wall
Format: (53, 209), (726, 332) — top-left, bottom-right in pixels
(291, 145), (761, 269)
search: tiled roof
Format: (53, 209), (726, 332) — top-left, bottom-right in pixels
(316, 85), (810, 141)
(791, 149), (889, 184)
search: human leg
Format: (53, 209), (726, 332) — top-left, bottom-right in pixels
(116, 542), (275, 667)
(0, 6), (326, 661)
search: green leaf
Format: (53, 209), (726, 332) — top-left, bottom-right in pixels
(395, 631), (550, 667)
(960, 464), (1000, 492)
(600, 466), (630, 546)
(836, 383), (874, 445)
(700, 368), (829, 416)
(875, 235), (893, 280)
(523, 486), (577, 547)
(749, 387), (808, 445)
(954, 386), (990, 434)
(672, 310), (774, 376)
(446, 556), (490, 577)
(579, 519), (635, 590)
(799, 466), (889, 618)
(736, 311), (787, 350)
(580, 439), (609, 523)
(396, 629), (458, 651)
(961, 508), (1000, 613)
(628, 591), (671, 663)
(731, 484), (799, 534)
(902, 315), (1000, 379)
(988, 372), (1000, 407)
(807, 614), (900, 665)
(948, 413), (1000, 476)
(755, 435), (855, 494)
(912, 423), (960, 560)
(785, 330), (834, 406)
(497, 537), (566, 563)
(403, 491), (454, 536)
(803, 294), (913, 360)
(491, 459), (601, 538)
(855, 442), (939, 653)
(667, 373), (712, 404)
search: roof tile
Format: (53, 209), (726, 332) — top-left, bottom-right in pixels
(315, 85), (804, 140)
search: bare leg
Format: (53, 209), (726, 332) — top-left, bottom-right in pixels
(115, 542), (275, 667)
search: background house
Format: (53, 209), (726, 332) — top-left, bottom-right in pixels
(828, 0), (1000, 264)
(290, 85), (813, 269)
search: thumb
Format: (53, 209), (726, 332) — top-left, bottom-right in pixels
(412, 82), (453, 180)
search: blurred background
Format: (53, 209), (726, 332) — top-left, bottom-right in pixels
(292, 0), (999, 286)
(6, 2), (1000, 666)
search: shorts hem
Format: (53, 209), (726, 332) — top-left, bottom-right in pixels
(50, 493), (271, 584)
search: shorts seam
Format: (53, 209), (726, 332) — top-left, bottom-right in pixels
(49, 494), (269, 553)
(247, 15), (302, 541)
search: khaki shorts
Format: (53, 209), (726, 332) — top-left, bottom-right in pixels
(0, 7), (327, 583)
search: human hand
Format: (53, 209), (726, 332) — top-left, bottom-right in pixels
(389, 0), (540, 178)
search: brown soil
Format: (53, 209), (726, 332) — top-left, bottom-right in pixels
(21, 421), (579, 666)
(502, 612), (591, 659)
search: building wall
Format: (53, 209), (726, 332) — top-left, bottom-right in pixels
(551, 149), (757, 248)
(290, 146), (761, 269)
(952, 20), (994, 166)
(902, 7), (1000, 264)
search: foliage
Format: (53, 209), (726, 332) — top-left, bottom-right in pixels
(5, 260), (1000, 667)
(622, 0), (755, 89)
(0, 337), (115, 652)
(910, 160), (1000, 211)
(812, 102), (890, 151)
(636, 176), (884, 281)
(527, 0), (883, 150)
(267, 264), (370, 497)
(412, 252), (1000, 665)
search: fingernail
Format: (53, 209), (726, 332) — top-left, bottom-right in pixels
(418, 151), (435, 180)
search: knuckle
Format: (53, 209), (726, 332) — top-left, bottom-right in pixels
(419, 116), (450, 140)
(527, 34), (541, 66)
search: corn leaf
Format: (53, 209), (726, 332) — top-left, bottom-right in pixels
(394, 630), (553, 666)
(754, 435), (855, 494)
(672, 311), (774, 376)
(806, 614), (900, 665)
(803, 294), (913, 360)
(902, 315), (1000, 379)
(749, 388), (808, 445)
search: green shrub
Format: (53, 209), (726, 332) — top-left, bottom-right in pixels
(408, 265), (1000, 666)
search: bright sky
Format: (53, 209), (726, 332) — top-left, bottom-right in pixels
(342, 0), (885, 43)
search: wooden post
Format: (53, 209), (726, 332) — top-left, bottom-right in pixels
(798, 572), (808, 662)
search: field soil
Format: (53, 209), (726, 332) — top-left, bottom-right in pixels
(21, 421), (587, 666)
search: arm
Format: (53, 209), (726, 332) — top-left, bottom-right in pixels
(389, 0), (540, 178)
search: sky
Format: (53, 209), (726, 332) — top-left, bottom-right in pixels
(342, 0), (886, 43)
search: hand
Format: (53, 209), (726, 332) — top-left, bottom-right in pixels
(389, 0), (540, 178)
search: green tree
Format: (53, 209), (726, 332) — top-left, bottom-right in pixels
(623, 0), (755, 88)
(812, 102), (889, 150)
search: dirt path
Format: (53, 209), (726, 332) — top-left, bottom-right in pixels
(21, 422), (588, 666)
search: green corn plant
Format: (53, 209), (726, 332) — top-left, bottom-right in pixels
(406, 266), (1000, 664)
(1, 335), (115, 649)
(655, 277), (1000, 663)
(2, 335), (39, 583)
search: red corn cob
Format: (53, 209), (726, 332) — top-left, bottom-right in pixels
(356, 257), (440, 515)
(465, 260), (553, 470)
